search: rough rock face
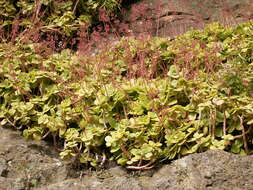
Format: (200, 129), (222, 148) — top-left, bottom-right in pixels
(0, 127), (69, 190)
(126, 0), (253, 37)
(147, 150), (253, 190)
(2, 126), (253, 190)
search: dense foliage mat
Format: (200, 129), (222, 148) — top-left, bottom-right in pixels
(1, 21), (253, 169)
(0, 0), (123, 46)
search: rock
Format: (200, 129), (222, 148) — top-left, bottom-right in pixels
(0, 158), (7, 177)
(99, 176), (143, 190)
(40, 166), (142, 190)
(42, 176), (143, 190)
(37, 179), (88, 190)
(41, 150), (253, 190)
(0, 127), (68, 190)
(0, 177), (27, 190)
(2, 125), (253, 190)
(147, 150), (253, 190)
(125, 0), (253, 37)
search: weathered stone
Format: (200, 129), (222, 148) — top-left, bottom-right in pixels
(147, 150), (253, 190)
(2, 125), (253, 190)
(40, 150), (253, 190)
(0, 158), (7, 177)
(126, 0), (253, 37)
(40, 175), (143, 190)
(0, 127), (68, 190)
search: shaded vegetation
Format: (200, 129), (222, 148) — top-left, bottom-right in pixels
(0, 0), (124, 50)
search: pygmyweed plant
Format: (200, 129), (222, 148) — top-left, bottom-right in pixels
(1, 0), (253, 170)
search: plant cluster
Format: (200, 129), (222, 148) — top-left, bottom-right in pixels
(0, 0), (123, 46)
(1, 21), (253, 170)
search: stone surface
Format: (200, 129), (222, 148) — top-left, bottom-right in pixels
(0, 158), (7, 177)
(2, 126), (253, 190)
(0, 127), (69, 190)
(125, 0), (253, 37)
(148, 150), (253, 190)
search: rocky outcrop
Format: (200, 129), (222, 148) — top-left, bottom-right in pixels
(41, 150), (253, 190)
(125, 0), (253, 37)
(147, 150), (253, 190)
(2, 126), (253, 190)
(0, 127), (69, 190)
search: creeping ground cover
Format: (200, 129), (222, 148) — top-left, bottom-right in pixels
(1, 21), (253, 170)
(0, 0), (123, 50)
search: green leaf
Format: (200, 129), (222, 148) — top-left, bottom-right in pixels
(64, 128), (79, 141)
(231, 139), (243, 153)
(38, 115), (49, 125)
(166, 131), (186, 144)
(117, 157), (128, 165)
(105, 136), (114, 147)
(247, 119), (253, 125)
(212, 98), (224, 106)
